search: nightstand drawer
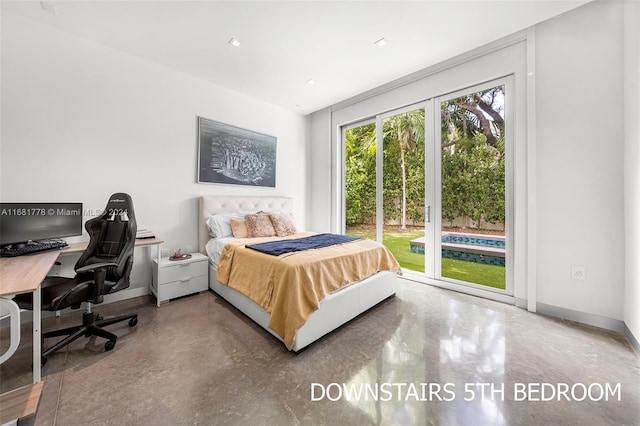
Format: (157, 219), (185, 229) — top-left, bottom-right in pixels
(159, 275), (208, 300)
(151, 252), (208, 306)
(156, 260), (208, 284)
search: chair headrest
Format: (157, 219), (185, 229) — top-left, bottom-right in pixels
(104, 193), (134, 222)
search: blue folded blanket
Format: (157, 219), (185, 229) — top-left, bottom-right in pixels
(245, 233), (361, 256)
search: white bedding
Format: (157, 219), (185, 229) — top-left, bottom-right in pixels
(205, 237), (236, 267)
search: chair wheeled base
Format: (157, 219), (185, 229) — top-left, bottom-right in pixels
(41, 303), (138, 365)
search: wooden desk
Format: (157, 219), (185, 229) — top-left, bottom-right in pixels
(0, 251), (61, 296)
(62, 237), (163, 256)
(0, 253), (54, 383)
(0, 237), (162, 423)
(0, 251), (54, 424)
(0, 237), (163, 378)
(0, 382), (43, 425)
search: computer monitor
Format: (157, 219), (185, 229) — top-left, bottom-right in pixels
(0, 202), (83, 248)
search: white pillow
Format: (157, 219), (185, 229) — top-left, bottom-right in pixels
(206, 211), (251, 238)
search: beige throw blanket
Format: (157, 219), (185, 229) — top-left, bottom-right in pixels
(216, 232), (401, 349)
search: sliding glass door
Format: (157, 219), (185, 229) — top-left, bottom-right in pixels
(344, 104), (427, 274)
(343, 77), (512, 295)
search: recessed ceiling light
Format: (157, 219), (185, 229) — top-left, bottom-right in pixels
(306, 79), (316, 85)
(228, 37), (241, 47)
(374, 38), (387, 47)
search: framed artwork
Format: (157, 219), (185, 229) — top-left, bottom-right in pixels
(197, 117), (277, 187)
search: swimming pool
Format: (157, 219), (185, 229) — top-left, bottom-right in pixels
(410, 232), (505, 266)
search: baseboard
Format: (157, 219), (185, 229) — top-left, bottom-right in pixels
(623, 323), (640, 357)
(536, 302), (625, 333)
(514, 297), (528, 309)
(102, 287), (149, 304)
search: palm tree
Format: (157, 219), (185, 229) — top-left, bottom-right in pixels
(383, 110), (425, 230)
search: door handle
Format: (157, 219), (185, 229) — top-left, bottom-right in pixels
(426, 205), (431, 223)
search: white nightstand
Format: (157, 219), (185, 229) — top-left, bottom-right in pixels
(151, 253), (208, 307)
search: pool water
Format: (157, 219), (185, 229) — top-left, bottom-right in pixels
(410, 232), (506, 266)
(441, 234), (505, 248)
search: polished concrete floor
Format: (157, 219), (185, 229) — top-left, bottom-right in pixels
(1, 280), (639, 426)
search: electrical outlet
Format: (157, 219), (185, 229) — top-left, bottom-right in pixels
(571, 266), (586, 281)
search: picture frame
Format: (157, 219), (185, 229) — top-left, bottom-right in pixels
(197, 117), (277, 187)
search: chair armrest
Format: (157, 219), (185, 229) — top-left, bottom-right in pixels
(76, 262), (117, 303)
(76, 262), (118, 273)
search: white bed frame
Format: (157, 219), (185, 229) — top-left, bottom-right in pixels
(199, 196), (398, 352)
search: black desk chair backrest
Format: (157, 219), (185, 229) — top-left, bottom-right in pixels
(76, 193), (137, 298)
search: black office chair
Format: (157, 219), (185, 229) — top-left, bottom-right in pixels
(14, 193), (139, 364)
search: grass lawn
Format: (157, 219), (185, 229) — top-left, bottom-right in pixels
(347, 228), (506, 290)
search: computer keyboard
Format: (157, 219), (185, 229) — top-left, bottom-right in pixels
(0, 240), (69, 257)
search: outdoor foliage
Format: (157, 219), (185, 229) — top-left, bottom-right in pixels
(441, 132), (505, 228)
(345, 85), (505, 230)
(441, 86), (506, 228)
(345, 123), (377, 225)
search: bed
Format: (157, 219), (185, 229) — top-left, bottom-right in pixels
(199, 196), (400, 352)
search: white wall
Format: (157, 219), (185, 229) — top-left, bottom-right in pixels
(623, 0), (640, 349)
(535, 0), (625, 327)
(1, 11), (307, 296)
(307, 108), (333, 232)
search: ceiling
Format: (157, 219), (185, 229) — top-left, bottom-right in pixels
(2, 1), (589, 115)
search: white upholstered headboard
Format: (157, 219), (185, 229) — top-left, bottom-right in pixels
(198, 196), (294, 254)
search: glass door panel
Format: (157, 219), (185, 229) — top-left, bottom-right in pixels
(343, 107), (427, 274)
(438, 84), (507, 290)
(344, 122), (377, 242)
